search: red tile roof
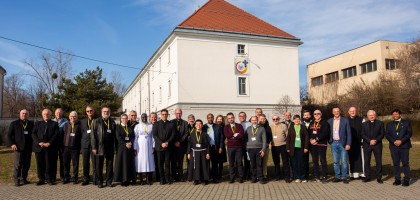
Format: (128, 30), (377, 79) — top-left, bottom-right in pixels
(178, 0), (297, 39)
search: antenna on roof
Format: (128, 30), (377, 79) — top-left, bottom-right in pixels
(195, 4), (201, 12)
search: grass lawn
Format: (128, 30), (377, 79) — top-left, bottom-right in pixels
(1, 141), (419, 183)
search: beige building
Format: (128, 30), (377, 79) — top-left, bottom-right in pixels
(307, 40), (408, 104)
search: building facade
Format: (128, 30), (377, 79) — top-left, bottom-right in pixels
(123, 0), (302, 120)
(307, 40), (408, 105)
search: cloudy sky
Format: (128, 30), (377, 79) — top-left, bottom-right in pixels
(1, 0), (419, 88)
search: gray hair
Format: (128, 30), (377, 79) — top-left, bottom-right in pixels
(188, 114), (195, 120)
(367, 110), (376, 116)
(69, 111), (78, 117)
(121, 113), (128, 118)
(129, 110), (137, 114)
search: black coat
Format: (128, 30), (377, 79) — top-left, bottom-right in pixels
(286, 124), (309, 156)
(171, 119), (189, 145)
(308, 119), (330, 145)
(80, 118), (94, 149)
(361, 120), (385, 147)
(386, 119), (412, 149)
(32, 120), (59, 152)
(8, 119), (34, 151)
(63, 121), (82, 149)
(348, 116), (363, 146)
(91, 117), (116, 156)
(152, 120), (176, 151)
(114, 124), (135, 182)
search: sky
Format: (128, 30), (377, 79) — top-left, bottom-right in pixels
(1, 0), (419, 89)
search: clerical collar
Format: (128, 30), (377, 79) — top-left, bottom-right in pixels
(230, 123), (235, 127)
(370, 120), (375, 123)
(395, 118), (401, 122)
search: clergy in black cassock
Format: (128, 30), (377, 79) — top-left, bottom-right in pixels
(114, 114), (136, 186)
(187, 120), (210, 185)
(348, 107), (365, 178)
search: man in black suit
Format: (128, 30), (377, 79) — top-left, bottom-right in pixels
(203, 113), (225, 183)
(170, 108), (189, 182)
(152, 109), (175, 185)
(80, 106), (96, 185)
(91, 106), (116, 188)
(8, 109), (34, 186)
(386, 109), (412, 187)
(361, 110), (385, 184)
(32, 108), (59, 185)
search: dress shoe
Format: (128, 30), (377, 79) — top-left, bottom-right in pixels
(167, 180), (173, 185)
(160, 181), (166, 185)
(239, 178), (244, 183)
(229, 179), (235, 183)
(251, 179), (258, 183)
(62, 179), (69, 184)
(377, 178), (383, 184)
(402, 180), (410, 187)
(393, 179), (401, 186)
(322, 178), (328, 184)
(48, 181), (55, 186)
(201, 181), (208, 185)
(14, 180), (20, 187)
(212, 179), (219, 184)
(106, 182), (113, 187)
(73, 180), (78, 185)
(81, 180), (89, 186)
(259, 180), (267, 184)
(36, 180), (45, 186)
(342, 178), (349, 184)
(98, 184), (104, 188)
(193, 181), (199, 185)
(332, 178), (340, 183)
(22, 180), (30, 184)
(363, 178), (371, 183)
(285, 179), (292, 183)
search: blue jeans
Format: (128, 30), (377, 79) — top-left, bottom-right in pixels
(331, 141), (348, 179)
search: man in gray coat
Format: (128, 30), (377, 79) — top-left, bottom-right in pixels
(245, 116), (267, 184)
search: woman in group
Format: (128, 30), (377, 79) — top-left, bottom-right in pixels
(187, 119), (211, 185)
(114, 114), (136, 186)
(215, 115), (227, 180)
(134, 113), (155, 185)
(286, 115), (309, 183)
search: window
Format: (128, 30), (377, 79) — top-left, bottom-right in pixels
(342, 66), (357, 79)
(237, 44), (245, 55)
(168, 80), (171, 98)
(311, 76), (323, 86)
(385, 59), (398, 70)
(325, 71), (339, 83)
(238, 77), (248, 95)
(360, 60), (377, 74)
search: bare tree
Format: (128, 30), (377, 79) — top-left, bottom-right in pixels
(300, 84), (308, 103)
(110, 71), (127, 96)
(3, 74), (27, 117)
(275, 95), (295, 114)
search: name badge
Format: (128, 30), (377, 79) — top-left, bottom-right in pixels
(396, 132), (399, 136)
(70, 133), (75, 137)
(251, 137), (256, 141)
(296, 137), (301, 141)
(313, 131), (317, 134)
(24, 131), (29, 135)
(107, 129), (111, 133)
(273, 135), (278, 139)
(125, 137), (130, 141)
(87, 130), (92, 134)
(196, 144), (201, 148)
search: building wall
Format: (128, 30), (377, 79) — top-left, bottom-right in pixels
(307, 40), (408, 104)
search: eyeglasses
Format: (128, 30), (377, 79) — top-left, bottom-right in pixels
(314, 113), (321, 115)
(161, 114), (169, 116)
(86, 110), (93, 113)
(272, 118), (279, 121)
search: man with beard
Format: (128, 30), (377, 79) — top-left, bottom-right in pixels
(347, 107), (365, 179)
(302, 110), (312, 180)
(203, 113), (225, 183)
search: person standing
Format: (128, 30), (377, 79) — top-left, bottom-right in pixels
(308, 110), (330, 183)
(80, 106), (96, 185)
(171, 108), (189, 182)
(286, 115), (309, 183)
(258, 114), (272, 180)
(203, 113), (224, 183)
(134, 113), (155, 185)
(270, 114), (290, 182)
(302, 110), (312, 180)
(52, 108), (68, 182)
(245, 116), (267, 184)
(215, 115), (227, 180)
(347, 107), (365, 179)
(149, 112), (160, 182)
(8, 109), (34, 186)
(188, 120), (211, 185)
(91, 106), (116, 188)
(328, 107), (352, 184)
(361, 110), (384, 184)
(224, 112), (245, 183)
(114, 114), (136, 186)
(239, 111), (251, 181)
(128, 110), (139, 128)
(152, 109), (176, 185)
(32, 108), (59, 185)
(386, 109), (412, 187)
(62, 111), (82, 184)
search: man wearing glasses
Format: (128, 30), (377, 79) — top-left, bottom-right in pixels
(270, 114), (290, 182)
(308, 110), (330, 183)
(80, 106), (96, 186)
(170, 108), (189, 182)
(152, 109), (176, 185)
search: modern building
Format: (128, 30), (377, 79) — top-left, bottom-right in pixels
(122, 0), (302, 120)
(0, 65), (6, 118)
(307, 40), (408, 105)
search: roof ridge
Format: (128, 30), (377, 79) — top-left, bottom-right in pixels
(177, 0), (214, 26)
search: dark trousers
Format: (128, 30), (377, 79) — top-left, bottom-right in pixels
(271, 145), (290, 180)
(227, 147), (243, 179)
(95, 151), (114, 184)
(13, 147), (32, 182)
(63, 147), (80, 181)
(310, 145), (328, 178)
(242, 147), (251, 179)
(363, 143), (383, 179)
(171, 146), (186, 181)
(58, 146), (64, 180)
(248, 148), (263, 181)
(291, 148), (305, 180)
(157, 150), (171, 182)
(153, 152), (160, 181)
(82, 148), (97, 182)
(209, 146), (220, 180)
(390, 147), (410, 181)
(35, 149), (58, 182)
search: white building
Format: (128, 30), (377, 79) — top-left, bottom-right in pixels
(123, 0), (302, 120)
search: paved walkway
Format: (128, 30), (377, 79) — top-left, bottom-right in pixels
(0, 179), (418, 200)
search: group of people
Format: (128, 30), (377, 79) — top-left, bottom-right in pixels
(8, 106), (412, 188)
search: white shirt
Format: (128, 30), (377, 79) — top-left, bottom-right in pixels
(206, 124), (215, 146)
